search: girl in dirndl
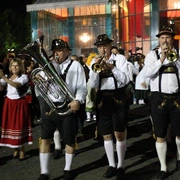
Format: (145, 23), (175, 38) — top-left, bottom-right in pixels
(0, 58), (33, 160)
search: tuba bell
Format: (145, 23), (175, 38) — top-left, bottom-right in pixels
(21, 35), (74, 116)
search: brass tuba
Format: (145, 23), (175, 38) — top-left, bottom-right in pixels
(21, 36), (74, 116)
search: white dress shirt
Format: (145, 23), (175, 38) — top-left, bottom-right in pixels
(135, 66), (150, 90)
(89, 54), (130, 90)
(3, 74), (29, 99)
(38, 58), (87, 103)
(127, 61), (139, 81)
(144, 48), (180, 94)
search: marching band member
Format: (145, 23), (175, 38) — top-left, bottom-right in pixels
(37, 39), (87, 180)
(89, 34), (130, 180)
(144, 26), (180, 179)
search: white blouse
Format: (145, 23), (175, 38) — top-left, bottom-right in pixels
(4, 74), (29, 99)
(135, 67), (150, 90)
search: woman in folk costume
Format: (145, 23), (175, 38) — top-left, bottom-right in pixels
(134, 66), (150, 105)
(0, 58), (32, 160)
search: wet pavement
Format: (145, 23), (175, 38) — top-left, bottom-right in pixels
(0, 104), (180, 180)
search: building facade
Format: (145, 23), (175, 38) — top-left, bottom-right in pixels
(27, 0), (180, 56)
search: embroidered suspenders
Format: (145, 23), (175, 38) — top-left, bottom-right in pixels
(155, 50), (180, 92)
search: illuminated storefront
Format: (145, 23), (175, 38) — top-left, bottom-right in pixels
(112, 0), (180, 55)
(27, 0), (180, 56)
(27, 0), (111, 55)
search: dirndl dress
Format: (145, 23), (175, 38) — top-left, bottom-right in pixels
(0, 97), (33, 148)
(134, 67), (150, 100)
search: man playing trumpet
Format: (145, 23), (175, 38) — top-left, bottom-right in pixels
(144, 26), (180, 179)
(89, 34), (130, 180)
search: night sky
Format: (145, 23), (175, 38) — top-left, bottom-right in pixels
(0, 0), (33, 13)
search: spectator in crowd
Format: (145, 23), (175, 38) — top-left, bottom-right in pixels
(0, 58), (33, 161)
(8, 54), (15, 63)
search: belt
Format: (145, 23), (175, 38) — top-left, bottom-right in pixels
(99, 88), (124, 96)
(161, 93), (179, 99)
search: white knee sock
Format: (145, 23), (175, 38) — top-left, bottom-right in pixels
(104, 140), (116, 167)
(39, 153), (50, 174)
(156, 141), (167, 172)
(116, 140), (126, 168)
(64, 153), (74, 171)
(86, 111), (91, 119)
(53, 130), (61, 150)
(176, 137), (180, 160)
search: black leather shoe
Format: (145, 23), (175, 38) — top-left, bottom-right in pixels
(52, 149), (63, 159)
(176, 160), (180, 171)
(103, 166), (117, 178)
(63, 170), (74, 180)
(156, 171), (168, 180)
(116, 168), (125, 180)
(93, 135), (103, 141)
(13, 154), (19, 159)
(38, 174), (49, 180)
(18, 157), (26, 161)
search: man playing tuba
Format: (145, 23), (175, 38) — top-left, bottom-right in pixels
(37, 39), (87, 180)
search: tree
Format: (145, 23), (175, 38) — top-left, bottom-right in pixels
(0, 9), (31, 56)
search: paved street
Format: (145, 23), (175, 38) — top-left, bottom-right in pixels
(0, 104), (180, 180)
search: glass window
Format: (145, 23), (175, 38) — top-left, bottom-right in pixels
(143, 13), (150, 39)
(128, 0), (135, 15)
(74, 5), (106, 16)
(143, 40), (150, 55)
(144, 0), (150, 12)
(159, 0), (180, 10)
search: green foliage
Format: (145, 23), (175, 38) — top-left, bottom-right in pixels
(0, 9), (31, 56)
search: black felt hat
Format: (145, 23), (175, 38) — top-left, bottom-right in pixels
(94, 34), (113, 46)
(50, 39), (72, 51)
(156, 26), (176, 38)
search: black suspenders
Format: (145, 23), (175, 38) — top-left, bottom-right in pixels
(99, 60), (117, 90)
(61, 60), (73, 81)
(155, 50), (180, 92)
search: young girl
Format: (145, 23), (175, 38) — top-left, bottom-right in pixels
(0, 58), (33, 160)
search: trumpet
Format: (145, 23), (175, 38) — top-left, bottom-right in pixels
(92, 54), (109, 73)
(167, 49), (178, 62)
(165, 43), (178, 62)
